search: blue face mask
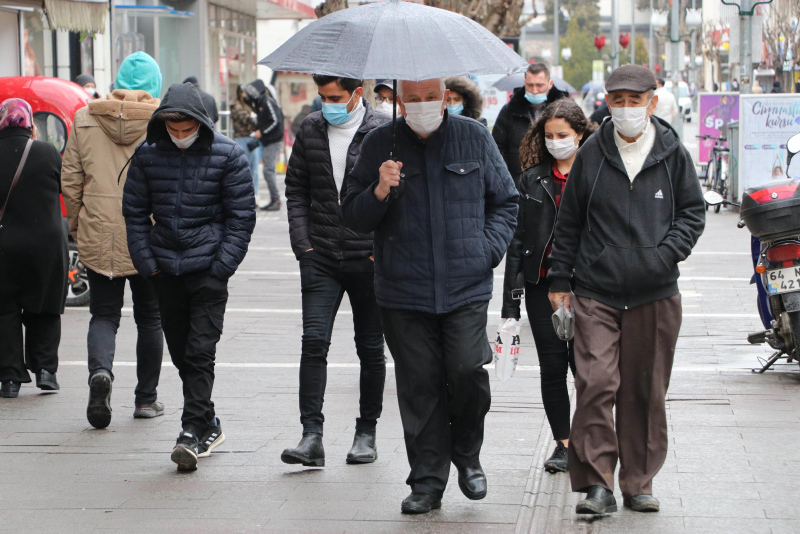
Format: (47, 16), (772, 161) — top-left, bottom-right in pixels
(321, 92), (357, 125)
(525, 91), (547, 105)
(446, 103), (464, 115)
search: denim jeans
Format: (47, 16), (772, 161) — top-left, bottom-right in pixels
(261, 140), (282, 203)
(298, 251), (386, 435)
(87, 269), (163, 405)
(235, 137), (262, 196)
(150, 270), (228, 435)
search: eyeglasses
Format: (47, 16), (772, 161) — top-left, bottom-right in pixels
(376, 95), (395, 104)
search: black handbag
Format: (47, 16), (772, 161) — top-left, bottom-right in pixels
(0, 138), (33, 230)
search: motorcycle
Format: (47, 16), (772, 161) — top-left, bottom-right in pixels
(704, 132), (800, 372)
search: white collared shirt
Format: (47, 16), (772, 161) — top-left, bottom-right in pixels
(613, 119), (656, 183)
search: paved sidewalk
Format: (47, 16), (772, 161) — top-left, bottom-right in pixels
(2, 188), (800, 532)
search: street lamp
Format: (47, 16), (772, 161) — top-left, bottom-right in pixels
(686, 7), (702, 92)
(655, 4), (695, 138)
(561, 47), (572, 62)
(721, 0), (773, 93)
(650, 10), (668, 73)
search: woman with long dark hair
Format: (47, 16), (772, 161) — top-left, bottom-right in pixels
(502, 99), (597, 473)
(0, 99), (68, 398)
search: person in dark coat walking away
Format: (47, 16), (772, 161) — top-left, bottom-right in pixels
(0, 99), (68, 398)
(122, 82), (256, 471)
(342, 78), (518, 514)
(771, 80), (784, 93)
(183, 76), (219, 125)
(246, 79), (285, 211)
(62, 51), (166, 428)
(230, 84), (262, 196)
(547, 65), (705, 515)
(502, 99), (597, 475)
(492, 63), (564, 185)
(282, 75), (389, 468)
(444, 76), (486, 125)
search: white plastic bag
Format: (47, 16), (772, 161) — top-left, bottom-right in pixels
(494, 318), (521, 382)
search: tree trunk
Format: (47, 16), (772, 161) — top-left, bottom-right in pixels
(315, 0), (348, 18)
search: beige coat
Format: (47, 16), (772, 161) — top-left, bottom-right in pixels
(61, 90), (159, 278)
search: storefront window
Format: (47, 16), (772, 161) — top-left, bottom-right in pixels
(22, 11), (46, 76)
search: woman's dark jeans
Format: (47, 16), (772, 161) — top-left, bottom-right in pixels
(87, 269), (163, 405)
(525, 280), (576, 441)
(298, 251), (386, 435)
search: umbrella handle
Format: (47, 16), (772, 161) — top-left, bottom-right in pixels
(389, 79), (406, 200)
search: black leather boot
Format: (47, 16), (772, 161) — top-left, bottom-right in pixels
(576, 485), (617, 515)
(36, 370), (59, 391)
(346, 430), (377, 464)
(281, 432), (325, 467)
(401, 492), (442, 514)
(0, 381), (21, 398)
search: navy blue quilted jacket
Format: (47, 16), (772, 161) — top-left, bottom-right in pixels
(122, 83), (256, 280)
(342, 113), (518, 314)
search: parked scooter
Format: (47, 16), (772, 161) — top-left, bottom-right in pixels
(705, 133), (800, 372)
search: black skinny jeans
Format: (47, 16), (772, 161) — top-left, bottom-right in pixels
(525, 280), (576, 441)
(298, 251), (385, 435)
(151, 271), (228, 435)
(87, 269), (163, 405)
(0, 307), (60, 383)
(381, 301), (492, 497)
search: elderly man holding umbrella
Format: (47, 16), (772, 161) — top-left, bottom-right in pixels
(260, 0), (525, 514)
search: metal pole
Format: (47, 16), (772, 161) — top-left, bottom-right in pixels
(612, 0), (619, 69)
(740, 0), (752, 93)
(649, 0), (655, 71)
(553, 0), (559, 67)
(521, 22), (527, 61)
(631, 0), (636, 64)
(670, 0), (683, 138)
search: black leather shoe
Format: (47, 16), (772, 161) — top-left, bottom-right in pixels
(401, 492), (442, 514)
(576, 485), (617, 515)
(346, 430), (377, 464)
(623, 494), (660, 512)
(87, 371), (112, 429)
(0, 381), (21, 398)
(457, 464), (487, 500)
(36, 370), (59, 391)
(544, 442), (568, 473)
(281, 432), (325, 467)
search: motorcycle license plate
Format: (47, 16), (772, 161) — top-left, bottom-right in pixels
(766, 266), (800, 294)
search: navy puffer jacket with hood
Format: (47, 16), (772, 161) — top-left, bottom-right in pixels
(122, 83), (256, 280)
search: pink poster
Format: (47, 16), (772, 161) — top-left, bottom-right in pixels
(699, 93), (739, 163)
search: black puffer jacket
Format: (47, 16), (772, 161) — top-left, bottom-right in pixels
(492, 86), (564, 184)
(285, 101), (389, 261)
(123, 83), (256, 280)
(501, 159), (558, 319)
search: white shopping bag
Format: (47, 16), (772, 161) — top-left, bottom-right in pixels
(494, 318), (521, 382)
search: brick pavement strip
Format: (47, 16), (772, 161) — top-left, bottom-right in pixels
(3, 195), (800, 531)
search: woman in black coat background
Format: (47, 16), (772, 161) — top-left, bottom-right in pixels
(0, 98), (68, 398)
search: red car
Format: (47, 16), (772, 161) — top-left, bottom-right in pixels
(0, 77), (92, 306)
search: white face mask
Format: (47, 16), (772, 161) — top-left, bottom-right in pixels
(375, 101), (394, 115)
(610, 103), (650, 138)
(84, 87), (97, 97)
(169, 128), (200, 150)
(403, 99), (445, 136)
(545, 135), (579, 161)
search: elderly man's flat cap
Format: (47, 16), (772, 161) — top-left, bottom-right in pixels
(605, 65), (657, 93)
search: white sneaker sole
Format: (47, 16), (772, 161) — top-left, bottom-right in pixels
(197, 431), (226, 458)
(171, 444), (198, 471)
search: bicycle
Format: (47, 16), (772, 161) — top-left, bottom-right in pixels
(697, 134), (730, 213)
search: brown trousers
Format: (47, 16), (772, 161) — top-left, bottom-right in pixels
(568, 293), (681, 497)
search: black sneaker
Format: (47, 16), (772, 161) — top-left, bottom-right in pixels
(171, 431), (200, 471)
(197, 418), (226, 458)
(260, 199), (281, 211)
(544, 441), (569, 473)
(87, 371), (112, 429)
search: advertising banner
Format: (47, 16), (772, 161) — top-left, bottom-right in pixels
(698, 93), (739, 163)
(739, 94), (800, 192)
(475, 74), (508, 130)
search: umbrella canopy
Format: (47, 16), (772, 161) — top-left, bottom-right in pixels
(259, 0), (526, 81)
(492, 73), (577, 94)
(582, 81), (605, 93)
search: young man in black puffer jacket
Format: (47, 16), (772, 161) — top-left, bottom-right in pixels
(282, 75), (389, 468)
(123, 82), (256, 471)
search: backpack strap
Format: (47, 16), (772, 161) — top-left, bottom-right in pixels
(0, 138), (33, 229)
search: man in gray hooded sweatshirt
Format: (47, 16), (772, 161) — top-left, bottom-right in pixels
(547, 65), (705, 516)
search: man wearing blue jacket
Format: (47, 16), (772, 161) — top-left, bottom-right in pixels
(123, 82), (256, 471)
(342, 78), (518, 514)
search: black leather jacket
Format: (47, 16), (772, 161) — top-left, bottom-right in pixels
(501, 159), (559, 319)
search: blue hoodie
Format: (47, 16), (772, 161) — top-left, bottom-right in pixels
(115, 52), (162, 98)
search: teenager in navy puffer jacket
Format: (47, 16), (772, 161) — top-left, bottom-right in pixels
(122, 82), (255, 471)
